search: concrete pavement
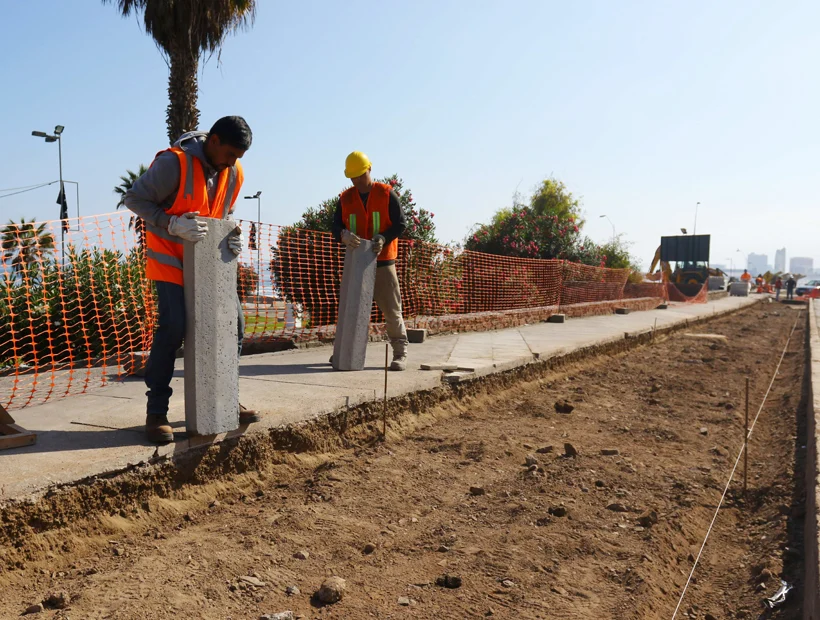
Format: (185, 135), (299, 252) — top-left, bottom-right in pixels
(0, 296), (760, 504)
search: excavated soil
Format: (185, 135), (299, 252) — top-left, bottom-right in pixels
(0, 303), (809, 619)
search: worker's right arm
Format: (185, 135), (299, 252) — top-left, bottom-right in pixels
(123, 152), (181, 229)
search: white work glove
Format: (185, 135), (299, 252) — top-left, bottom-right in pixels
(371, 234), (385, 254)
(228, 230), (244, 256)
(341, 229), (361, 249)
(168, 212), (207, 243)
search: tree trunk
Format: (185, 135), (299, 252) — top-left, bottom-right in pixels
(166, 45), (200, 146)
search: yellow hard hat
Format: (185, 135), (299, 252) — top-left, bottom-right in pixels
(344, 151), (371, 178)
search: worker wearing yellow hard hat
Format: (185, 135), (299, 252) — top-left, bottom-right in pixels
(332, 151), (409, 370)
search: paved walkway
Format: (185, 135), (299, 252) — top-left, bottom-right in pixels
(0, 296), (759, 503)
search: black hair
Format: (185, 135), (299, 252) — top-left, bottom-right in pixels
(208, 116), (252, 150)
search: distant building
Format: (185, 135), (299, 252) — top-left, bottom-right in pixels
(775, 248), (786, 273)
(747, 253), (768, 276)
(790, 257), (814, 276)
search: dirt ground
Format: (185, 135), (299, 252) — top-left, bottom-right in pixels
(0, 303), (809, 619)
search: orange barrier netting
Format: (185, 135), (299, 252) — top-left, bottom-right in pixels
(2, 212), (670, 409)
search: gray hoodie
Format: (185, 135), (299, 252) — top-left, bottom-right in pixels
(123, 132), (221, 229)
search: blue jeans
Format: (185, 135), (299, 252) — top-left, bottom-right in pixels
(145, 281), (244, 416)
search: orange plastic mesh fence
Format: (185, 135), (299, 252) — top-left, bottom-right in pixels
(665, 281), (709, 303)
(2, 214), (658, 409)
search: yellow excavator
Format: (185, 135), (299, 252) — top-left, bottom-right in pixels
(646, 235), (723, 286)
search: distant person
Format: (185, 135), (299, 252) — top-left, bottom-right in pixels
(786, 275), (797, 300)
(775, 277), (783, 301)
(124, 116), (261, 443)
(740, 269), (752, 283)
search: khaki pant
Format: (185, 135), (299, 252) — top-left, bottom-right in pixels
(374, 264), (407, 357)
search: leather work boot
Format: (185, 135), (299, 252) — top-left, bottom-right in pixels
(239, 403), (261, 425)
(145, 415), (174, 444)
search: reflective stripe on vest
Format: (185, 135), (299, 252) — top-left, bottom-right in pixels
(145, 247), (183, 270)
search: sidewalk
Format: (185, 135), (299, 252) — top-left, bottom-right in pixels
(0, 296), (759, 504)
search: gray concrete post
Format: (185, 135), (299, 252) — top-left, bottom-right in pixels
(332, 240), (377, 371)
(183, 218), (240, 435)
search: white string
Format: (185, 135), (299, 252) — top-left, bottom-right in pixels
(670, 310), (802, 618)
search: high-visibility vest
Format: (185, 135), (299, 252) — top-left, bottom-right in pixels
(340, 182), (397, 261)
(144, 147), (243, 285)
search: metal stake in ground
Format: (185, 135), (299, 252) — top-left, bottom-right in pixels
(383, 342), (389, 438)
(744, 377), (749, 497)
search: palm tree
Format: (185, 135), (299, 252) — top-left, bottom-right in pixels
(1, 218), (56, 276)
(103, 1), (257, 145)
(114, 165), (148, 209)
(114, 165), (148, 248)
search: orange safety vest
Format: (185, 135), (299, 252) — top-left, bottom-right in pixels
(144, 148), (243, 285)
(339, 182), (397, 261)
(740, 272), (751, 282)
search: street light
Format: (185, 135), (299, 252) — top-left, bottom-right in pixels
(244, 191), (262, 294)
(693, 201), (700, 235)
(598, 214), (615, 243)
(31, 124), (66, 259)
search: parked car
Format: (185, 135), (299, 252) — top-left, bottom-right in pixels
(796, 279), (820, 297)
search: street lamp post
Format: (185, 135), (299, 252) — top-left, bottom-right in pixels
(693, 201), (700, 235)
(32, 125), (66, 259)
(244, 191), (262, 294)
(599, 214), (615, 243)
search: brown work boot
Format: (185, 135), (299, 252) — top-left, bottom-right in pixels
(145, 415), (174, 444)
(239, 404), (261, 425)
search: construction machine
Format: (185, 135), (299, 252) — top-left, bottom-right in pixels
(647, 234), (722, 295)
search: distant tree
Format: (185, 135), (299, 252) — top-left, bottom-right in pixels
(1, 218), (56, 277)
(114, 165), (148, 248)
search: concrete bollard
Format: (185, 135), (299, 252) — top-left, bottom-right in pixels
(729, 282), (750, 297)
(333, 240), (377, 371)
(183, 218), (240, 435)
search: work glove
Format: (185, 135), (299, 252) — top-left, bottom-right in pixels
(228, 229), (244, 256)
(371, 234), (385, 255)
(168, 212), (207, 243)
(341, 229), (361, 249)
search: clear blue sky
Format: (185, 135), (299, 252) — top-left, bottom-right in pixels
(2, 0), (818, 271)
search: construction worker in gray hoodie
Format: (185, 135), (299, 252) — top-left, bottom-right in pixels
(124, 116), (260, 444)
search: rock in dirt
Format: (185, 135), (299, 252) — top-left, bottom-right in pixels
(704, 614), (717, 620)
(757, 568), (773, 583)
(23, 603), (44, 615)
(437, 545), (450, 552)
(316, 577), (346, 604)
(650, 383), (662, 393)
(293, 550), (309, 560)
(469, 486), (486, 496)
(564, 443), (578, 457)
(240, 575), (266, 587)
(500, 579), (515, 588)
(435, 574), (462, 589)
(285, 585), (300, 596)
(260, 613), (294, 620)
(44, 591), (70, 609)
(637, 511), (658, 527)
(398, 596), (411, 606)
(595, 480), (606, 487)
(549, 506), (568, 518)
(362, 543), (377, 554)
(601, 449), (620, 456)
(536, 445), (553, 454)
(699, 427), (709, 436)
(554, 400), (575, 414)
(607, 502), (629, 512)
(524, 454), (538, 466)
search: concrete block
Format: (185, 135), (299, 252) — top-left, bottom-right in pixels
(656, 304), (668, 310)
(708, 275), (726, 291)
(332, 240), (377, 371)
(729, 282), (750, 297)
(547, 314), (566, 324)
(407, 328), (427, 343)
(183, 218), (240, 436)
(615, 307), (631, 315)
(420, 363), (459, 371)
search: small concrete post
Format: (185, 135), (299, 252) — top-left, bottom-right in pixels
(183, 218), (240, 435)
(333, 240), (377, 371)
